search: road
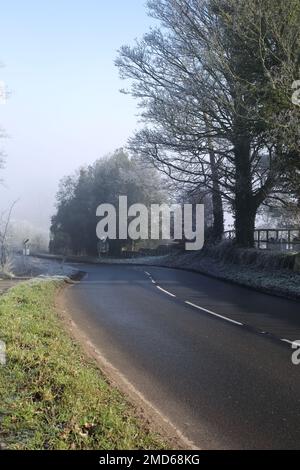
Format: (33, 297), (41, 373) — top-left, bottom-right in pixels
(63, 264), (300, 449)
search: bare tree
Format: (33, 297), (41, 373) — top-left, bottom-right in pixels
(116, 0), (300, 246)
(0, 200), (18, 273)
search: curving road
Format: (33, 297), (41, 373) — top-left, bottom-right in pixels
(63, 264), (300, 449)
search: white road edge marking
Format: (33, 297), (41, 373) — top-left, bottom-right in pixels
(156, 286), (176, 298)
(185, 301), (243, 326)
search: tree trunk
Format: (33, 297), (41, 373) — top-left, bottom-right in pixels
(234, 135), (257, 247)
(235, 201), (256, 247)
(210, 162), (224, 241)
(205, 115), (224, 241)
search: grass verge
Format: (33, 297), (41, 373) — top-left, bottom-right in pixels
(0, 279), (166, 450)
(162, 247), (300, 301)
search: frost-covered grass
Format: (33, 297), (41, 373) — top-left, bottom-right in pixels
(95, 255), (169, 265)
(7, 254), (76, 278)
(0, 280), (166, 450)
(162, 246), (300, 300)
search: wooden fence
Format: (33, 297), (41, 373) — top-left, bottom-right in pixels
(224, 229), (300, 251)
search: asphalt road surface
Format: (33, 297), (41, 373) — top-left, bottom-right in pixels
(63, 264), (300, 449)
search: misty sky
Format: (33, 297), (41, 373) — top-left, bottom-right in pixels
(0, 1), (152, 231)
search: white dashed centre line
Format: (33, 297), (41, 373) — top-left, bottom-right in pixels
(143, 271), (298, 345)
(144, 270), (156, 285)
(185, 301), (244, 326)
(156, 286), (176, 298)
(281, 339), (295, 346)
(145, 270), (243, 326)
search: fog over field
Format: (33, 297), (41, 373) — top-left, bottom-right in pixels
(0, 0), (152, 231)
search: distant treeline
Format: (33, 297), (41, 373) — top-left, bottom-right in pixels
(50, 150), (165, 256)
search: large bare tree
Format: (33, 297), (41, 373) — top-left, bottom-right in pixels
(116, 0), (300, 246)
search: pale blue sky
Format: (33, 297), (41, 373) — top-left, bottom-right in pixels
(0, 1), (152, 229)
